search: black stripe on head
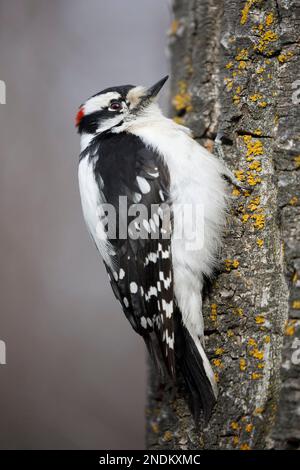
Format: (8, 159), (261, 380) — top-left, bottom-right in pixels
(91, 85), (135, 101)
(77, 109), (109, 134)
(77, 104), (125, 135)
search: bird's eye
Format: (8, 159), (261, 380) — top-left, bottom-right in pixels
(109, 101), (122, 111)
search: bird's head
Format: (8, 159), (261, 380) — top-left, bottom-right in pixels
(75, 76), (168, 139)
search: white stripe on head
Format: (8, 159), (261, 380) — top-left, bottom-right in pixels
(84, 92), (121, 115)
(96, 115), (124, 133)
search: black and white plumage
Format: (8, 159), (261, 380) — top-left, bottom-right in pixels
(76, 77), (229, 422)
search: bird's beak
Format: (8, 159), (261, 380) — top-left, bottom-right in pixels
(146, 75), (169, 99)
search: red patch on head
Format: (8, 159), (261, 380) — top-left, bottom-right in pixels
(75, 106), (85, 127)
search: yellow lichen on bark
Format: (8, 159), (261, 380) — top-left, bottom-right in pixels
(240, 0), (256, 25)
(172, 81), (192, 113)
(285, 319), (296, 336)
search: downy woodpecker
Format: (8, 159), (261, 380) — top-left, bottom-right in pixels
(76, 76), (229, 422)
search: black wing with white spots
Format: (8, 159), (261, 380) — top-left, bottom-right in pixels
(90, 132), (175, 376)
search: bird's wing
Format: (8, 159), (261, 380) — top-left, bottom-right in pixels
(92, 131), (175, 377)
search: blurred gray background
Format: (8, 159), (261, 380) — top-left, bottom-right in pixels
(0, 0), (170, 449)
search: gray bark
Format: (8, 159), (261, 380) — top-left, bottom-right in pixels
(146, 0), (300, 450)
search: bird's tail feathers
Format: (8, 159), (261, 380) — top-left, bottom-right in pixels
(144, 331), (170, 382)
(175, 314), (218, 423)
(144, 311), (218, 424)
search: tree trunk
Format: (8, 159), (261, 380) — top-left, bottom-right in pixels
(146, 0), (300, 450)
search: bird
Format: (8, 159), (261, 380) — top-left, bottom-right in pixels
(76, 76), (229, 422)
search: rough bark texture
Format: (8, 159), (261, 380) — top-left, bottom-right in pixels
(146, 0), (300, 450)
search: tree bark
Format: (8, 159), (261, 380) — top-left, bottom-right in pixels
(146, 0), (300, 450)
